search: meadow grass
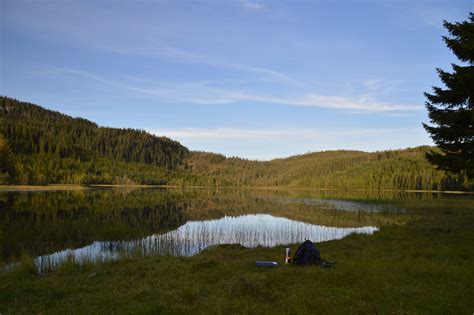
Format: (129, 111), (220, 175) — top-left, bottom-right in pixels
(1, 199), (473, 314)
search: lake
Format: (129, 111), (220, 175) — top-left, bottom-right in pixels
(0, 187), (471, 272)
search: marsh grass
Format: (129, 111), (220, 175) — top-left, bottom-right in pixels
(9, 252), (36, 280)
(1, 201), (474, 314)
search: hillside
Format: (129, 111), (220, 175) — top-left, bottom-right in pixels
(0, 97), (191, 185)
(0, 96), (472, 190)
(186, 149), (472, 191)
(0, 97), (188, 167)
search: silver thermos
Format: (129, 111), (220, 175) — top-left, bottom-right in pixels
(284, 247), (291, 264)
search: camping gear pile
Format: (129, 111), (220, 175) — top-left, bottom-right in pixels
(255, 240), (336, 268)
(292, 240), (336, 268)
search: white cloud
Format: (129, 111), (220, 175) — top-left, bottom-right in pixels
(149, 127), (422, 140)
(279, 93), (421, 111)
(415, 7), (447, 29)
(148, 127), (432, 160)
(414, 6), (468, 30)
(5, 1), (429, 98)
(43, 66), (422, 112)
(103, 42), (306, 87)
(5, 2), (298, 87)
(363, 79), (380, 89)
(241, 1), (265, 11)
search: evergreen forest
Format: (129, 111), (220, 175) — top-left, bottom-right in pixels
(1, 96), (472, 191)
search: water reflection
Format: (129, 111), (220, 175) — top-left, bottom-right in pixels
(286, 198), (404, 212)
(0, 188), (409, 266)
(35, 214), (377, 272)
(3, 187), (440, 273)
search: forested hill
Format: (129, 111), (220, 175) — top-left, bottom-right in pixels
(186, 148), (473, 191)
(0, 97), (191, 184)
(0, 97), (188, 168)
(0, 96), (472, 190)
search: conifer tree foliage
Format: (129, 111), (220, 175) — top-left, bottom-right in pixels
(423, 12), (474, 179)
(0, 97), (189, 170)
(1, 96), (472, 190)
(0, 134), (14, 183)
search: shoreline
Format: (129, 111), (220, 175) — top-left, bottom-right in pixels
(0, 184), (473, 194)
(0, 185), (90, 192)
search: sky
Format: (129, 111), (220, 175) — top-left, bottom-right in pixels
(1, 0), (472, 160)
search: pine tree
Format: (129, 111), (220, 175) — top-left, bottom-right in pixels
(423, 12), (474, 179)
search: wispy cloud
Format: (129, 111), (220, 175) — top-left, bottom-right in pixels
(148, 127), (431, 160)
(43, 66), (422, 112)
(363, 79), (381, 90)
(241, 1), (265, 11)
(149, 87), (421, 111)
(413, 6), (465, 29)
(5, 2), (298, 87)
(149, 127), (422, 140)
(103, 42), (306, 87)
(414, 8), (444, 28)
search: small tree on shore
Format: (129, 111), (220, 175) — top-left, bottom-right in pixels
(423, 12), (474, 179)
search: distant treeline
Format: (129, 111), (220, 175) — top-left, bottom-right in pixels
(186, 149), (473, 191)
(1, 96), (472, 190)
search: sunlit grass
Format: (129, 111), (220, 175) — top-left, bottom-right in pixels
(0, 184), (89, 191)
(1, 200), (473, 313)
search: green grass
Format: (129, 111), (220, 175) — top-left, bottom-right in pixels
(1, 200), (473, 314)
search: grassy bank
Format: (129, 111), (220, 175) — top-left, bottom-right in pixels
(1, 199), (473, 314)
(0, 184), (89, 192)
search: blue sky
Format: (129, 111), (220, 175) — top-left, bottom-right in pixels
(1, 0), (471, 159)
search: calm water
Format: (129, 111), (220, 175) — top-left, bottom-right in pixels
(0, 188), (471, 272)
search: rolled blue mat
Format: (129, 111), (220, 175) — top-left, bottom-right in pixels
(256, 261), (278, 267)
